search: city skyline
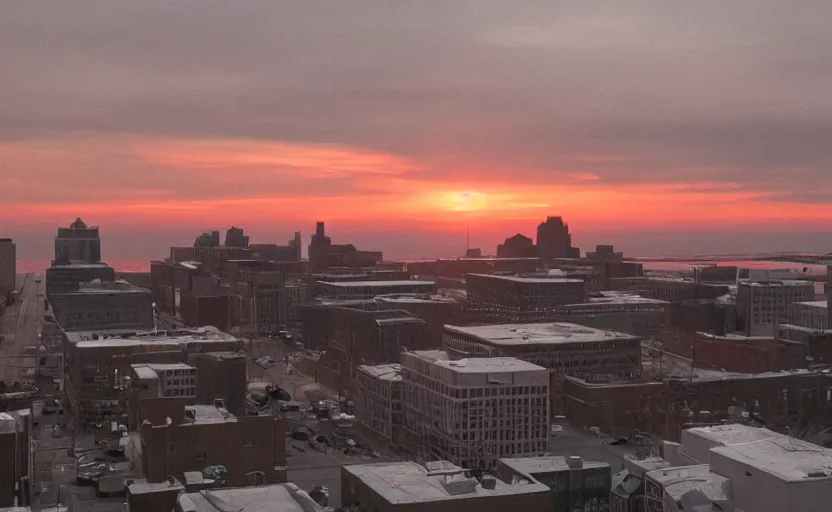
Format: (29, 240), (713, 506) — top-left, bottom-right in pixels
(4, 2), (832, 268)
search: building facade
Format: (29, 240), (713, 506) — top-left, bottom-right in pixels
(54, 217), (102, 264)
(49, 279), (153, 331)
(0, 238), (15, 296)
(465, 274), (586, 323)
(355, 364), (402, 445)
(737, 279), (815, 336)
(401, 350), (550, 470)
(788, 300), (828, 331)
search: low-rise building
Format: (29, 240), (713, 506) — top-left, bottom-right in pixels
(314, 280), (436, 300)
(355, 364), (402, 446)
(126, 478), (185, 512)
(140, 401), (286, 487)
(495, 456), (612, 512)
(341, 461), (551, 512)
(644, 464), (732, 512)
(173, 482), (321, 512)
(401, 350), (550, 469)
(328, 307), (425, 369)
(554, 292), (670, 338)
(465, 273), (586, 323)
(188, 351), (248, 417)
(788, 300), (828, 331)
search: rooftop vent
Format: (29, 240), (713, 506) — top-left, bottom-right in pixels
(807, 470), (828, 478)
(480, 475), (497, 490)
(566, 456), (583, 469)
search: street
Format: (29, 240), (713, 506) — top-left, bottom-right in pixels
(0, 273), (42, 386)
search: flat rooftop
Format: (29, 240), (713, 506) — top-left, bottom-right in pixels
(500, 456), (609, 478)
(358, 363), (402, 382)
(646, 465), (731, 502)
(467, 273), (584, 284)
(710, 436), (832, 481)
(376, 293), (459, 304)
(68, 326), (239, 348)
(796, 300), (828, 308)
(408, 350), (547, 374)
(685, 424), (783, 447)
(740, 279), (814, 287)
(183, 404), (237, 425)
(127, 478), (184, 494)
(343, 461), (548, 504)
(175, 484), (312, 512)
(683, 368), (818, 383)
(445, 322), (639, 345)
(318, 280), (435, 288)
(570, 292), (669, 306)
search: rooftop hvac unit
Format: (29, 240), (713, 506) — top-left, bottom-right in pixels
(566, 456), (583, 469)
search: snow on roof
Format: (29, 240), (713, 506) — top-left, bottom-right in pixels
(127, 478), (184, 494)
(358, 364), (402, 382)
(499, 456), (609, 478)
(183, 405), (237, 425)
(407, 350), (547, 374)
(796, 300), (828, 309)
(710, 436), (832, 482)
(467, 273), (584, 284)
(739, 279), (814, 287)
(444, 322), (639, 345)
(131, 366), (159, 380)
(318, 280), (436, 288)
(375, 294), (458, 304)
(175, 483), (319, 512)
(68, 326), (239, 348)
(685, 368), (817, 383)
(646, 465), (732, 502)
(343, 461), (548, 504)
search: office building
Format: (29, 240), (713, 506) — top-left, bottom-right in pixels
(48, 279), (153, 331)
(64, 326), (241, 427)
(497, 234), (536, 258)
(401, 350), (550, 469)
(375, 294), (463, 346)
(54, 217), (101, 264)
(0, 239), (15, 297)
(536, 216), (577, 259)
(315, 280), (436, 300)
(495, 456), (611, 512)
(356, 364), (403, 445)
(308, 221), (331, 273)
(465, 273), (586, 323)
(341, 461), (551, 512)
(139, 401), (286, 487)
(443, 323), (642, 412)
(553, 292), (670, 338)
(224, 226), (249, 248)
(737, 279), (814, 336)
(788, 300), (828, 331)
(188, 351), (248, 417)
(328, 307), (425, 369)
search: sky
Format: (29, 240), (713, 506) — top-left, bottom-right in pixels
(3, 1), (832, 271)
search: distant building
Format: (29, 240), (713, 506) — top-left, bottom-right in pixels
(405, 257), (542, 280)
(788, 300), (828, 331)
(169, 246), (254, 275)
(308, 221), (331, 273)
(224, 226), (249, 248)
(553, 291), (670, 338)
(374, 294), (463, 347)
(464, 248), (482, 258)
(497, 234), (536, 258)
(495, 456), (612, 512)
(0, 239), (15, 296)
(327, 307), (425, 371)
(54, 217), (102, 264)
(188, 351), (248, 417)
(465, 273), (586, 323)
(536, 216), (578, 259)
(609, 276), (729, 303)
(194, 231), (220, 247)
(341, 460), (551, 512)
(585, 244), (623, 263)
(356, 363), (403, 446)
(139, 401), (286, 487)
(737, 279), (814, 336)
(400, 350), (550, 469)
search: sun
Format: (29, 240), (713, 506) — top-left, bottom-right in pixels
(448, 191), (487, 212)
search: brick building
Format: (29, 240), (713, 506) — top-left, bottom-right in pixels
(140, 401), (286, 487)
(465, 274), (586, 323)
(788, 300), (828, 331)
(443, 323), (642, 412)
(341, 461), (551, 512)
(64, 327), (241, 427)
(327, 307), (425, 372)
(375, 294), (463, 347)
(400, 350), (550, 469)
(692, 332), (808, 374)
(188, 351), (248, 417)
(314, 280), (436, 300)
(608, 277), (729, 303)
(126, 478), (185, 512)
(355, 364), (402, 446)
(553, 292), (670, 338)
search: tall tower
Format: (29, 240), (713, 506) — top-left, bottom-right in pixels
(536, 216), (572, 260)
(0, 238), (15, 296)
(54, 218), (102, 264)
(308, 222), (331, 273)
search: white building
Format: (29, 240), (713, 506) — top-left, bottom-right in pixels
(401, 350), (550, 470)
(356, 363), (402, 444)
(788, 300), (828, 331)
(131, 363), (197, 399)
(737, 279), (814, 336)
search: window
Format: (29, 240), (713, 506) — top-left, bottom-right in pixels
(194, 451), (207, 462)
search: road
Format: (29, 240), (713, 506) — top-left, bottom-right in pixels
(0, 273), (42, 385)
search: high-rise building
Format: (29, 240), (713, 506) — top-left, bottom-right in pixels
(308, 222), (331, 273)
(54, 217), (102, 264)
(536, 216), (575, 259)
(194, 231), (220, 247)
(737, 278), (814, 336)
(0, 238), (15, 296)
(225, 226), (249, 248)
(289, 231), (302, 261)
